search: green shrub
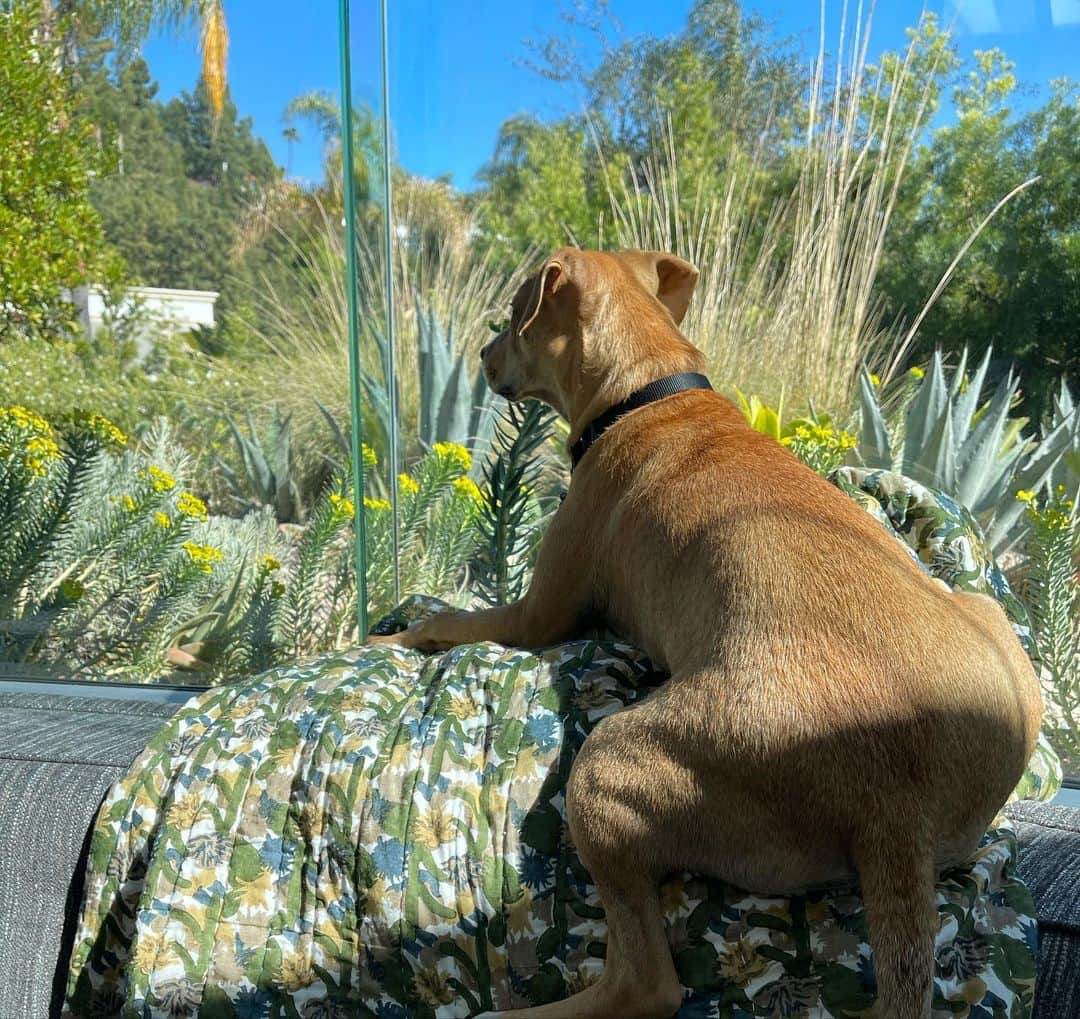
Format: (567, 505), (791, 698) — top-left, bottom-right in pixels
(0, 407), (283, 681)
(0, 1), (121, 340)
(0, 409), (521, 681)
(735, 390), (857, 476)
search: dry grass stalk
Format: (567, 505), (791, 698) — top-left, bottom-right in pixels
(605, 2), (945, 415)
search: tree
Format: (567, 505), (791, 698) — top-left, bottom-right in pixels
(284, 90), (381, 205)
(0, 1), (120, 340)
(877, 53), (1080, 419)
(72, 0), (229, 118)
(84, 64), (278, 292)
(474, 115), (613, 264)
(283, 125), (299, 177)
(475, 0), (808, 264)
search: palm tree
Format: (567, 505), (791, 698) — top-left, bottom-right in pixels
(283, 125), (300, 178)
(63, 1), (230, 118)
(285, 90), (381, 201)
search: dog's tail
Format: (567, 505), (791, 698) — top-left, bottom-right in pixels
(854, 823), (938, 1018)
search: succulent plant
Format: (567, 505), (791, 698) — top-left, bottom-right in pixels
(857, 348), (1077, 553)
(359, 303), (496, 476)
(1045, 377), (1080, 498)
(217, 405), (303, 524)
(415, 298), (496, 464)
(735, 389), (857, 476)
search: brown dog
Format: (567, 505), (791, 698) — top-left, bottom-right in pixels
(371, 247), (1043, 1019)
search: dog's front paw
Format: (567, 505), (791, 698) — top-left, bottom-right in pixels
(400, 617), (458, 653)
(366, 617), (457, 653)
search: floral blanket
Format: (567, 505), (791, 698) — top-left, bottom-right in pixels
(65, 469), (1060, 1019)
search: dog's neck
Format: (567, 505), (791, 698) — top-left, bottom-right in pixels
(565, 309), (706, 453)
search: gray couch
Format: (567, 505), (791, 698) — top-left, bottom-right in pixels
(2, 685), (1078, 1019)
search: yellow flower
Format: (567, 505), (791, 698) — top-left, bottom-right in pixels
(452, 476), (484, 505)
(908, 365), (925, 380)
(183, 542), (223, 574)
(177, 492), (208, 521)
(144, 465), (176, 492)
(364, 496), (391, 513)
(81, 413), (127, 449)
(398, 473), (419, 495)
(121, 494), (137, 513)
(329, 492), (355, 520)
(257, 553), (281, 572)
(433, 441), (471, 474)
(24, 434), (61, 477)
(361, 443), (377, 471)
(1016, 489), (1037, 504)
(154, 511), (172, 529)
(869, 373), (881, 388)
(2, 405), (49, 431)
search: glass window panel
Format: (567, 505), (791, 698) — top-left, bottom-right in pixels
(0, 0), (384, 687)
(375, 0), (1079, 788)
(0, 0), (1075, 798)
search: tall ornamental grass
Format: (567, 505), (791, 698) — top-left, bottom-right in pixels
(217, 179), (529, 479)
(605, 8), (948, 414)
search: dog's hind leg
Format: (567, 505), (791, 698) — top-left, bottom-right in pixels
(476, 874), (681, 1019)
(479, 710), (686, 1019)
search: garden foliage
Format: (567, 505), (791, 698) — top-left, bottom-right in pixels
(0, 1), (120, 340)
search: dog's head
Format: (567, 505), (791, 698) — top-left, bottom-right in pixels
(480, 247), (701, 421)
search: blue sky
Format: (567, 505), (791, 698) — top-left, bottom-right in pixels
(140, 1), (1080, 191)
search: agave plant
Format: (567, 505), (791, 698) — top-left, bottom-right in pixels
(1045, 377), (1080, 498)
(361, 302), (497, 475)
(217, 405), (303, 524)
(415, 298), (497, 460)
(858, 348), (1077, 553)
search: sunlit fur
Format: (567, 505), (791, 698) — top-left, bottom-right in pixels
(372, 247), (1044, 1019)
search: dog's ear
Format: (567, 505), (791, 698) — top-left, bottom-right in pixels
(517, 255), (569, 335)
(616, 250), (699, 325)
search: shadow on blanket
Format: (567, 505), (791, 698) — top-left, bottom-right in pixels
(64, 470), (1061, 1019)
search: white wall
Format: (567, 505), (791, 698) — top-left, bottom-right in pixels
(72, 285), (218, 356)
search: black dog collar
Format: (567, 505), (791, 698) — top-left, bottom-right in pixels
(569, 372), (713, 470)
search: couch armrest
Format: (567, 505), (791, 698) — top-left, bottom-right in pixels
(0, 691), (179, 1019)
(1003, 799), (1080, 1019)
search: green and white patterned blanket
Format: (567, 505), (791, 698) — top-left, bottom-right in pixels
(65, 469), (1061, 1019)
